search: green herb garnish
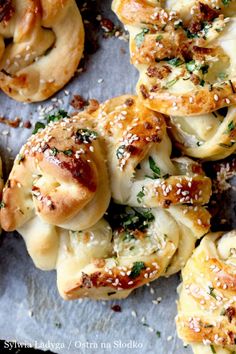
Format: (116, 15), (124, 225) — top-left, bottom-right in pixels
(137, 186), (145, 204)
(135, 28), (149, 48)
(130, 261), (146, 278)
(76, 128), (98, 143)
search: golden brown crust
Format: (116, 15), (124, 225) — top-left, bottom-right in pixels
(112, 0), (236, 116)
(89, 95), (212, 208)
(176, 231), (236, 352)
(2, 95), (212, 300)
(56, 205), (211, 300)
(0, 0), (84, 102)
(1, 117), (111, 231)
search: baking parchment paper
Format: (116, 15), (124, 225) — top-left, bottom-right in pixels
(0, 1), (235, 353)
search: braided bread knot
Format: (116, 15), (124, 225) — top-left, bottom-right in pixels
(0, 96), (212, 299)
(112, 0), (236, 116)
(0, 0), (84, 102)
(177, 230), (236, 354)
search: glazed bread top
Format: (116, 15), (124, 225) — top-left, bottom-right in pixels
(0, 116), (111, 231)
(112, 0), (236, 116)
(176, 230), (236, 354)
(91, 95), (212, 207)
(0, 95), (212, 300)
(0, 0), (84, 102)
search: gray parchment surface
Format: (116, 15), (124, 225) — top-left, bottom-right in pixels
(0, 1), (235, 354)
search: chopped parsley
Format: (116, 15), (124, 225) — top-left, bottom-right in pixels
(46, 110), (68, 124)
(33, 110), (68, 134)
(208, 286), (217, 299)
(137, 186), (145, 204)
(50, 147), (74, 156)
(149, 156), (161, 177)
(63, 149), (73, 156)
(135, 28), (149, 48)
(76, 128), (98, 143)
(156, 35), (163, 41)
(165, 78), (178, 88)
(106, 204), (154, 234)
(33, 122), (46, 134)
(222, 0), (231, 5)
(51, 147), (59, 156)
(210, 345), (216, 354)
(168, 58), (184, 67)
(123, 231), (136, 242)
(0, 201), (5, 208)
(156, 331), (161, 338)
(116, 145), (126, 159)
(225, 121), (235, 134)
(130, 261), (146, 278)
(186, 60), (197, 73)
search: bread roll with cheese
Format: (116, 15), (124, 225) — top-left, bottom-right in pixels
(112, 0), (236, 116)
(91, 95), (212, 207)
(169, 106), (236, 160)
(0, 96), (212, 299)
(0, 0), (84, 102)
(176, 230), (236, 354)
(56, 204), (210, 300)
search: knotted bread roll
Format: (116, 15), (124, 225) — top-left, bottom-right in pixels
(169, 106), (236, 160)
(56, 203), (210, 300)
(0, 96), (211, 299)
(55, 95), (211, 299)
(0, 115), (110, 231)
(91, 95), (212, 207)
(0, 0), (84, 102)
(176, 230), (236, 354)
(112, 0), (236, 116)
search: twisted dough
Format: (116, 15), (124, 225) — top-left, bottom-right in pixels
(0, 96), (212, 299)
(112, 0), (236, 116)
(56, 204), (210, 300)
(56, 96), (211, 298)
(176, 230), (236, 354)
(90, 95), (212, 207)
(0, 0), (84, 102)
(169, 106), (236, 160)
(0, 116), (111, 232)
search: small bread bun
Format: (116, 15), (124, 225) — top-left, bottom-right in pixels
(0, 0), (84, 102)
(0, 116), (111, 232)
(112, 0), (236, 116)
(176, 230), (236, 354)
(91, 95), (212, 207)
